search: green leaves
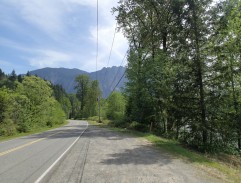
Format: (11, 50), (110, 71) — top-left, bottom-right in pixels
(0, 75), (66, 136)
(114, 0), (241, 152)
(75, 74), (101, 118)
(106, 92), (126, 121)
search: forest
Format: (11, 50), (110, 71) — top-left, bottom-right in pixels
(111, 0), (241, 154)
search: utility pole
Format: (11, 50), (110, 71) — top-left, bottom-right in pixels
(98, 96), (101, 123)
(96, 0), (100, 123)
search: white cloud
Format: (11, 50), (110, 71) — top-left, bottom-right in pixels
(90, 24), (128, 70)
(1, 0), (65, 38)
(0, 37), (78, 69)
(29, 50), (72, 68)
(0, 0), (128, 73)
(89, 0), (128, 70)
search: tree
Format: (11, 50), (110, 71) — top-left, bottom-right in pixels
(114, 0), (240, 152)
(0, 88), (10, 124)
(0, 69), (5, 81)
(210, 0), (241, 150)
(17, 74), (23, 83)
(0, 75), (67, 136)
(106, 92), (126, 121)
(74, 75), (102, 118)
(68, 94), (81, 119)
(9, 70), (17, 82)
(75, 75), (90, 111)
(17, 76), (66, 127)
(83, 80), (101, 118)
(52, 84), (71, 118)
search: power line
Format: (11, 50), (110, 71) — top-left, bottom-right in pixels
(108, 0), (164, 96)
(103, 22), (118, 82)
(95, 0), (99, 81)
(110, 68), (126, 95)
(108, 22), (159, 94)
(109, 51), (128, 90)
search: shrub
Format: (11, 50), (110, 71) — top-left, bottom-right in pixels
(0, 118), (17, 136)
(128, 121), (148, 132)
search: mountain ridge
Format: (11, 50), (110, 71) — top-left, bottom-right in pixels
(30, 66), (127, 98)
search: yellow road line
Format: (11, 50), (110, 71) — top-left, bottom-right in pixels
(0, 131), (62, 157)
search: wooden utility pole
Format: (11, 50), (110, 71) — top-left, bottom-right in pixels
(98, 97), (101, 123)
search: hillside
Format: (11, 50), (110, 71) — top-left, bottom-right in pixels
(30, 66), (126, 98)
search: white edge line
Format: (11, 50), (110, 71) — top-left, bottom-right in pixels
(34, 121), (89, 183)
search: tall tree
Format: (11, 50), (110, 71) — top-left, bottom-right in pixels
(83, 80), (101, 118)
(52, 84), (71, 118)
(0, 69), (5, 81)
(68, 94), (81, 119)
(75, 75), (90, 111)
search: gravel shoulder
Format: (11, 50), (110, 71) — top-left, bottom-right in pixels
(50, 124), (221, 183)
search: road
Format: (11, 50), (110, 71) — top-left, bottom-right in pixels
(0, 120), (87, 183)
(0, 120), (220, 183)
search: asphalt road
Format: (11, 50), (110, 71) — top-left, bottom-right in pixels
(0, 120), (221, 183)
(0, 120), (88, 183)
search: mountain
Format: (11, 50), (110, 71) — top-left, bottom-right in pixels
(30, 66), (127, 98)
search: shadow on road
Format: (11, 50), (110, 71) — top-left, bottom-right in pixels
(82, 125), (174, 167)
(100, 145), (172, 166)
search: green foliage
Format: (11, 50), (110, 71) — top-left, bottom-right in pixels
(106, 92), (126, 121)
(68, 94), (81, 119)
(114, 0), (241, 153)
(0, 73), (66, 137)
(75, 74), (101, 119)
(52, 84), (71, 118)
(75, 75), (90, 111)
(0, 88), (10, 123)
(11, 92), (31, 132)
(82, 80), (101, 118)
(128, 121), (148, 132)
(0, 118), (17, 136)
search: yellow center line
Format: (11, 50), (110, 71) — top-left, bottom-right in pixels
(0, 131), (62, 157)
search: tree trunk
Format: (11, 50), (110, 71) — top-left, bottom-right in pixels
(229, 56), (240, 149)
(176, 124), (179, 140)
(150, 121), (153, 132)
(165, 117), (168, 134)
(238, 134), (241, 149)
(162, 31), (167, 52)
(192, 1), (207, 147)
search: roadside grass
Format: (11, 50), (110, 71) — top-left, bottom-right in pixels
(88, 119), (241, 183)
(0, 121), (68, 142)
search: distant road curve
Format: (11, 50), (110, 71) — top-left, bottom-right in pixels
(0, 120), (88, 183)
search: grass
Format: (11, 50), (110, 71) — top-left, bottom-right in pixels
(88, 119), (241, 183)
(0, 121), (68, 142)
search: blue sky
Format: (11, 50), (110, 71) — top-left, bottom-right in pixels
(0, 0), (128, 74)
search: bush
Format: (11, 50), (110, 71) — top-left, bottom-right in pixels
(17, 122), (31, 133)
(0, 118), (17, 136)
(128, 121), (148, 132)
(108, 119), (127, 128)
(88, 116), (103, 122)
